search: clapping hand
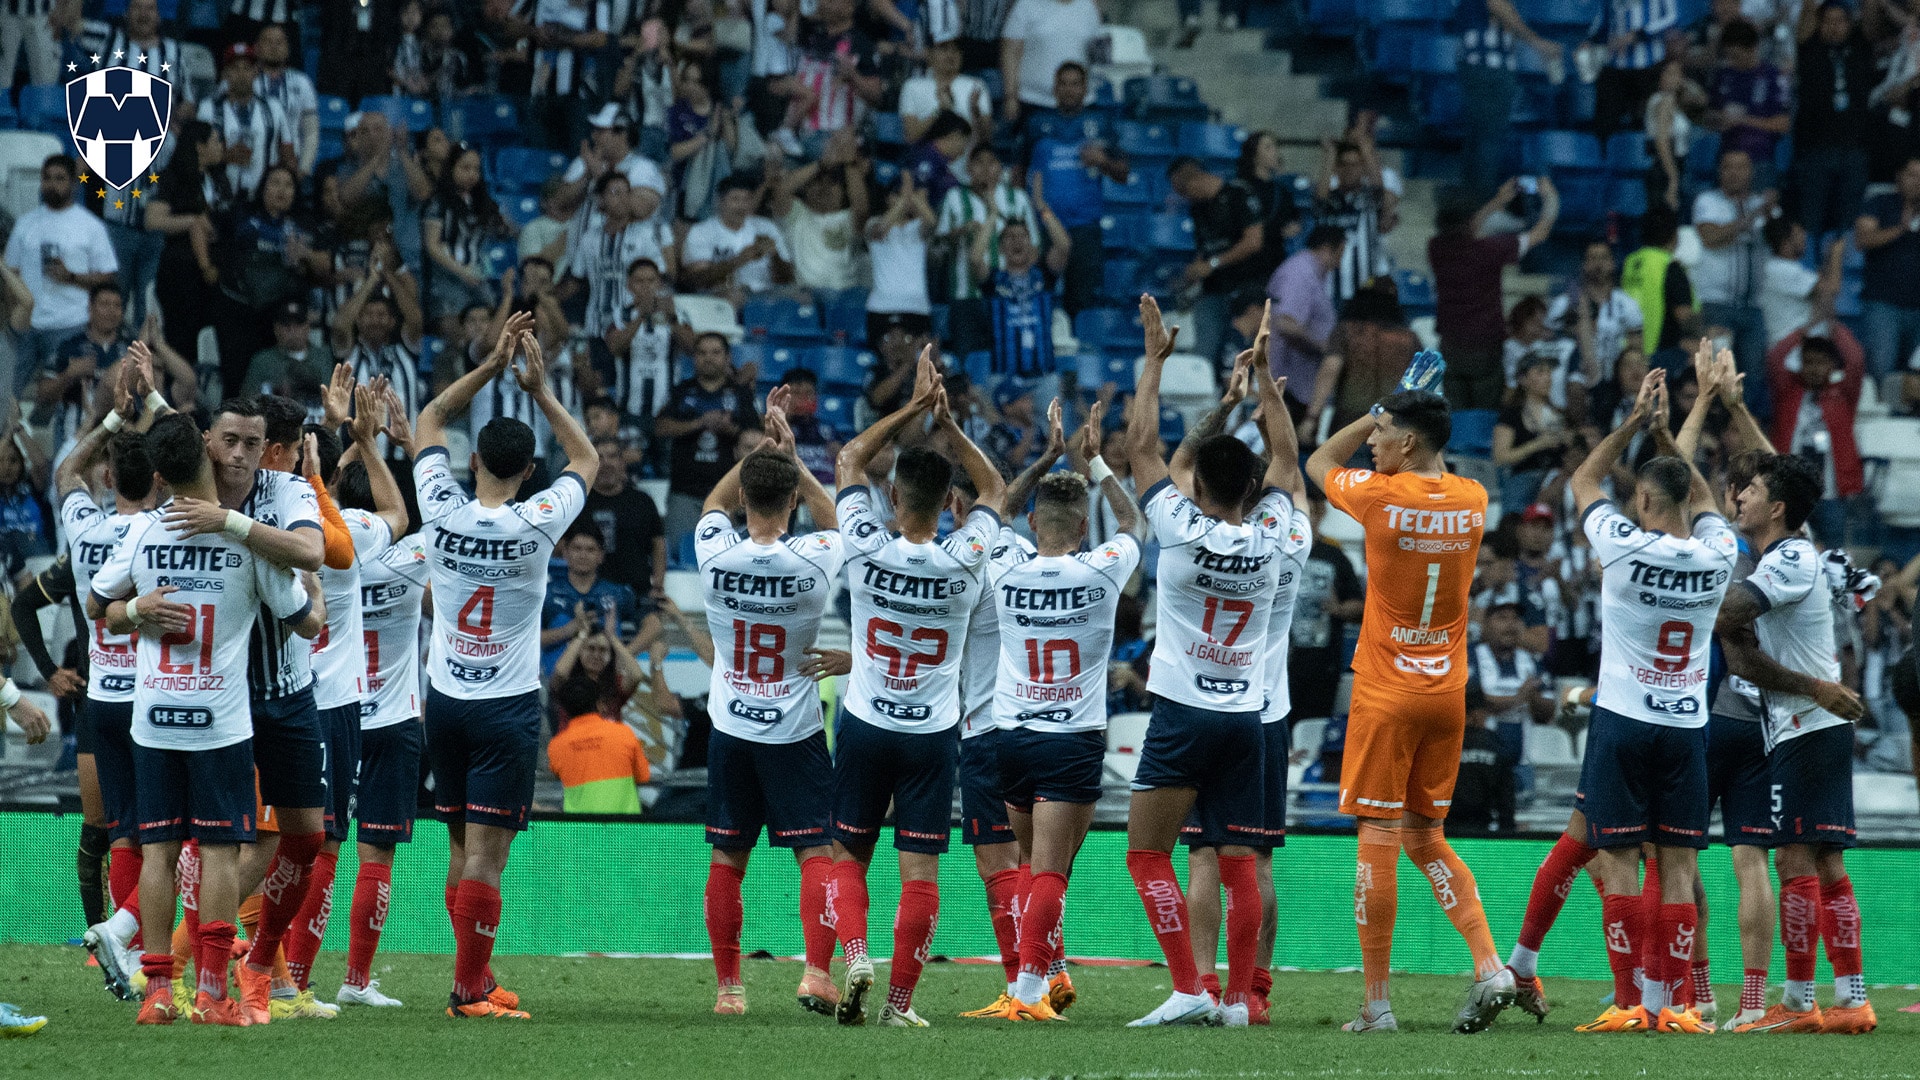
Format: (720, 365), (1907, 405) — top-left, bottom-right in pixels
(512, 330), (546, 393)
(1140, 294), (1178, 362)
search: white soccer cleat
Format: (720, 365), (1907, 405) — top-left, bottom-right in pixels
(1221, 1002), (1249, 1027)
(1694, 997), (1717, 1024)
(877, 1003), (929, 1027)
(336, 980), (404, 1007)
(1724, 1007), (1768, 1031)
(1453, 968), (1517, 1034)
(1342, 1006), (1399, 1033)
(836, 958), (875, 1026)
(1127, 990), (1224, 1027)
(82, 921), (137, 1001)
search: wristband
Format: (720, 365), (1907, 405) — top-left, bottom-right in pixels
(1089, 455), (1114, 488)
(126, 595), (140, 623)
(0, 678), (18, 711)
(224, 510), (255, 540)
(101, 411), (124, 433)
(144, 391), (168, 414)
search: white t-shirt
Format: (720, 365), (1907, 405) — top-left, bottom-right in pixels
(1743, 536), (1846, 749)
(866, 222), (932, 315)
(562, 151), (668, 196)
(1141, 479), (1291, 713)
(684, 215), (790, 294)
(1001, 0), (1102, 108)
(695, 511), (846, 744)
(1762, 255), (1820, 346)
(898, 74), (990, 123)
(311, 508), (392, 712)
(1690, 189), (1768, 306)
(414, 448), (586, 699)
(61, 492), (140, 703)
(837, 485), (998, 734)
(91, 507), (310, 751)
(3, 203), (118, 330)
(1258, 506), (1314, 724)
(783, 203), (858, 291)
(992, 534), (1141, 733)
(750, 0), (797, 77)
(1544, 287), (1643, 384)
(359, 532), (430, 730)
(960, 526), (1037, 736)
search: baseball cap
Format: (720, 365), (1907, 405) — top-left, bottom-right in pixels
(222, 41), (256, 67)
(274, 299), (309, 326)
(587, 103), (628, 129)
(1519, 503), (1555, 524)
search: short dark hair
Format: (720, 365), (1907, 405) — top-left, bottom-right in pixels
(214, 395), (261, 424)
(109, 430), (153, 501)
(1721, 18), (1760, 49)
(894, 445), (955, 516)
(1378, 389), (1451, 453)
(334, 460), (373, 511)
(258, 394), (305, 447)
(42, 153), (75, 178)
(1305, 224), (1346, 252)
(1726, 448), (1768, 496)
(739, 448), (801, 516)
(694, 331), (731, 354)
(1434, 185), (1481, 234)
(562, 523), (603, 550)
(923, 109), (973, 144)
(1055, 60), (1087, 80)
(1485, 601), (1523, 620)
(1192, 434), (1260, 511)
(304, 423), (344, 483)
(1799, 335), (1839, 366)
(554, 675), (602, 719)
(780, 367), (819, 388)
(1637, 455), (1692, 508)
(626, 256), (660, 278)
(475, 416), (536, 479)
(1762, 214), (1799, 254)
(1753, 454), (1821, 531)
(1641, 207), (1680, 247)
(89, 281), (124, 304)
(146, 412), (208, 487)
(593, 171), (630, 197)
(1164, 155), (1202, 179)
(717, 174), (758, 197)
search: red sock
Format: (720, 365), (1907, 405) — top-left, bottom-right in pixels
(1018, 871), (1067, 979)
(141, 950), (174, 995)
(1741, 969), (1768, 1012)
(1601, 893), (1642, 1008)
(1780, 875), (1820, 983)
(196, 920), (237, 1000)
(1818, 876), (1864, 978)
(983, 868), (1022, 983)
(246, 831), (323, 968)
(1200, 971), (1221, 1000)
(705, 863), (745, 986)
(1218, 853), (1260, 1002)
(798, 856), (836, 972)
(450, 880), (503, 1003)
(343, 862), (392, 989)
(1127, 849), (1199, 996)
(282, 850), (338, 989)
(108, 846), (143, 918)
(1636, 857), (1661, 983)
(887, 880), (939, 1006)
(1252, 966), (1273, 1001)
(1517, 834), (1593, 952)
(1655, 902), (1697, 1011)
(828, 859), (870, 965)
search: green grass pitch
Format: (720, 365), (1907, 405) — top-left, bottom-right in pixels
(5, 945), (1918, 1078)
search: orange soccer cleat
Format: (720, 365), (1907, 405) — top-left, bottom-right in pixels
(1575, 1004), (1651, 1033)
(1730, 1003), (1826, 1033)
(1821, 1002), (1878, 1034)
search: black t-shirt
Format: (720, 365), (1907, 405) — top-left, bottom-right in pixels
(658, 377), (761, 498)
(1287, 538), (1363, 720)
(1451, 723), (1516, 835)
(1248, 175), (1302, 274)
(1498, 403), (1564, 474)
(582, 484), (665, 591)
(1191, 178), (1265, 296)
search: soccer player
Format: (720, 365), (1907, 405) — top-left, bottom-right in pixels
(1179, 356), (1312, 1026)
(414, 311), (596, 1019)
(829, 348), (1005, 1028)
(1718, 453), (1875, 1034)
(1122, 298), (1296, 1028)
(1304, 356), (1511, 1034)
(995, 400), (1142, 1021)
(1560, 370), (1735, 1034)
(90, 411), (326, 1025)
(694, 384), (844, 1017)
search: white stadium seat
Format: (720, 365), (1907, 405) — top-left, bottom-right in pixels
(1854, 773), (1919, 817)
(674, 294), (744, 343)
(1104, 750), (1141, 785)
(1107, 711), (1151, 755)
(1522, 724), (1577, 766)
(1290, 717), (1328, 759)
(0, 131), (64, 222)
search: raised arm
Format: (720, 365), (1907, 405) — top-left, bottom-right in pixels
(1572, 368), (1660, 511)
(1643, 370), (1715, 512)
(1127, 295), (1178, 492)
(836, 347), (939, 489)
(416, 310), (532, 452)
(1078, 401), (1138, 538)
(514, 331), (598, 488)
(1001, 398), (1065, 518)
(933, 382), (1006, 512)
(1171, 348), (1250, 496)
(1716, 583), (1865, 718)
(351, 382), (412, 539)
(1306, 413), (1370, 491)
(1248, 312), (1303, 497)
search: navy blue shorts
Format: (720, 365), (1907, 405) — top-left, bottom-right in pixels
(1707, 714), (1773, 847)
(1575, 706), (1709, 850)
(1185, 718), (1288, 849)
(132, 738), (258, 845)
(318, 703), (362, 843)
(425, 687), (541, 831)
(252, 686), (326, 810)
(958, 728), (1013, 846)
(831, 710), (959, 854)
(707, 729), (832, 850)
(1000, 727), (1106, 809)
(1769, 725), (1856, 850)
(355, 721), (423, 847)
(88, 699), (138, 843)
(1135, 697), (1265, 847)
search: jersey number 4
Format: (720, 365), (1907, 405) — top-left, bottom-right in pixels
(866, 618), (948, 677)
(457, 586), (496, 639)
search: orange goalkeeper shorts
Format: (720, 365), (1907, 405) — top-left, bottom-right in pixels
(1337, 677), (1466, 821)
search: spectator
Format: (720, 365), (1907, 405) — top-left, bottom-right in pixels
(864, 178), (936, 343)
(1619, 206), (1696, 354)
(542, 525), (644, 670)
(1591, 0), (1680, 145)
(860, 313), (924, 425)
(779, 368), (842, 485)
(243, 299), (333, 402)
(900, 110), (973, 208)
(1455, 0), (1562, 200)
(1473, 538), (1550, 654)
(331, 250), (425, 424)
(1451, 678), (1517, 835)
(0, 0), (58, 88)
(1107, 592), (1153, 716)
(682, 175), (793, 302)
(467, 0), (536, 99)
(1791, 2), (1873, 239)
(1761, 217), (1845, 347)
(547, 674), (650, 814)
(559, 104), (668, 225)
(939, 143), (1036, 315)
(145, 121), (228, 371)
(580, 445), (668, 599)
(254, 22), (321, 178)
(998, 0), (1102, 126)
(1693, 148), (1775, 410)
(1678, 0), (1739, 81)
(1428, 178), (1560, 408)
(219, 164), (327, 381)
(1169, 156), (1266, 367)
(1504, 295), (1580, 412)
(768, 136), (869, 292)
(604, 258), (692, 428)
(4, 155), (117, 397)
(564, 174), (678, 339)
(1853, 157), (1920, 385)
(422, 145), (512, 338)
(666, 58), (740, 223)
(1493, 354), (1571, 510)
(531, 0), (622, 151)
(1239, 131), (1301, 273)
(327, 111), (435, 269)
(200, 42), (295, 206)
(1866, 26), (1920, 182)
(901, 38), (993, 152)
(743, 0), (799, 139)
(972, 213), (1070, 391)
(84, 128), (166, 333)
(789, 0), (882, 153)
(1706, 20), (1792, 188)
(70, 0), (179, 80)
(36, 282), (127, 448)
(519, 178), (572, 267)
(1313, 279), (1421, 438)
(1471, 600), (1550, 753)
(1288, 489), (1365, 720)
(960, 0), (1017, 73)
(1547, 241), (1643, 398)
(986, 381), (1041, 467)
(1025, 62), (1127, 317)
(654, 332), (762, 540)
(1768, 331), (1865, 544)
(1643, 57), (1694, 214)
(0, 424), (49, 572)
(1264, 224), (1344, 416)
(1313, 132), (1397, 308)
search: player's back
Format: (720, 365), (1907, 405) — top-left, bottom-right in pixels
(961, 527), (1035, 735)
(1258, 505), (1314, 722)
(359, 532), (430, 728)
(1585, 502), (1737, 725)
(992, 535), (1141, 732)
(312, 508), (392, 710)
(61, 491), (140, 701)
(240, 468), (322, 699)
(1746, 536), (1845, 746)
(695, 512), (845, 742)
(1328, 468), (1485, 693)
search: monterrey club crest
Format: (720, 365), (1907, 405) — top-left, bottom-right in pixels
(66, 65), (172, 191)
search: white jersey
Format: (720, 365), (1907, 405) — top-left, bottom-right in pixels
(1582, 500), (1738, 728)
(90, 506), (311, 750)
(1743, 536), (1846, 748)
(837, 485), (998, 735)
(414, 448), (586, 699)
(695, 510), (846, 745)
(310, 508), (391, 711)
(1142, 479), (1291, 713)
(240, 470), (322, 700)
(60, 491), (141, 703)
(1258, 507), (1314, 724)
(359, 533), (430, 730)
(992, 534), (1142, 733)
(961, 526), (1036, 737)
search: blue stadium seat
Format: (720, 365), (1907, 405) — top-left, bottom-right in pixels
(1278, 174), (1314, 209)
(1554, 174), (1610, 225)
(1144, 212), (1194, 252)
(963, 350), (992, 385)
(1126, 76), (1208, 122)
(1524, 129), (1603, 172)
(360, 94), (434, 131)
(818, 394), (853, 432)
(1605, 132), (1652, 174)
(318, 131), (345, 162)
(1393, 269), (1435, 315)
(1158, 407), (1185, 444)
(1564, 79), (1596, 125)
(317, 94), (351, 131)
(756, 346), (801, 384)
(871, 159), (900, 190)
(1094, 352), (1137, 392)
(1100, 258), (1141, 300)
(1177, 122), (1246, 163)
(870, 112), (907, 148)
(742, 296), (825, 343)
(1101, 212), (1145, 251)
(1090, 76), (1121, 109)
(1364, 0), (1444, 22)
(419, 336), (444, 376)
(499, 192), (541, 226)
(493, 146), (569, 191)
(1114, 120), (1176, 159)
(1509, 82), (1556, 128)
(18, 85), (63, 133)
(814, 345), (875, 390)
(817, 288), (868, 343)
(1102, 171), (1162, 208)
(731, 341), (768, 378)
(0, 95), (17, 129)
(1448, 408), (1498, 457)
(1516, 0), (1591, 27)
(1608, 176), (1648, 219)
(1309, 0), (1360, 33)
(674, 532), (697, 568)
(446, 96), (518, 145)
(1369, 28), (1415, 78)
(1138, 259), (1187, 300)
(1074, 307), (1141, 352)
(1419, 78), (1465, 130)
(1686, 130), (1719, 182)
(1409, 35), (1458, 75)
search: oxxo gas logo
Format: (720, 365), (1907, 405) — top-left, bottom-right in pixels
(65, 55), (172, 195)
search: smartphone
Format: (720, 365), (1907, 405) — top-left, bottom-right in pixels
(1517, 176), (1539, 196)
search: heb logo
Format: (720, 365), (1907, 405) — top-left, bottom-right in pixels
(1642, 693), (1701, 716)
(1196, 675), (1248, 695)
(66, 64), (172, 192)
(727, 699), (783, 725)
